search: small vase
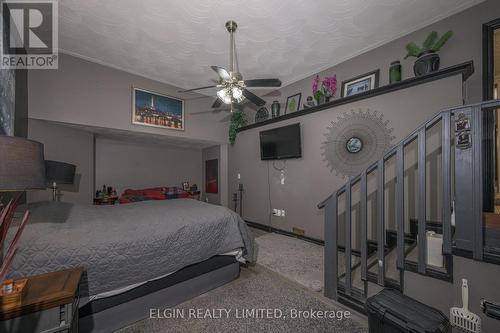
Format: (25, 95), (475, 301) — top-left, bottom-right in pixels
(315, 95), (325, 105)
(271, 101), (280, 118)
(389, 61), (402, 83)
(414, 51), (440, 76)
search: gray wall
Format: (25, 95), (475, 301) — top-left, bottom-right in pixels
(95, 137), (202, 195)
(230, 76), (462, 240)
(202, 145), (221, 205)
(27, 119), (94, 204)
(14, 69), (28, 138)
(404, 256), (500, 332)
(28, 53), (229, 144)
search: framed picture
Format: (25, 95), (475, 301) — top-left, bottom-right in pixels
(205, 159), (219, 194)
(285, 93), (301, 114)
(0, 68), (15, 136)
(132, 87), (184, 130)
(341, 70), (379, 98)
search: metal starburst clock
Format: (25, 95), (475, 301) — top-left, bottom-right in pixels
(321, 109), (395, 177)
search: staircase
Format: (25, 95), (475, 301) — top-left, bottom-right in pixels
(318, 100), (500, 304)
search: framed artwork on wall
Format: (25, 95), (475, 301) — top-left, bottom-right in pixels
(0, 68), (15, 136)
(132, 87), (184, 130)
(285, 93), (301, 114)
(341, 70), (379, 98)
(205, 159), (219, 194)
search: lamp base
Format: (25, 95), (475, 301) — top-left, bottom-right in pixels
(51, 183), (58, 201)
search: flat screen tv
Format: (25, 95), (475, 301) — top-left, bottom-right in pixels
(260, 123), (302, 160)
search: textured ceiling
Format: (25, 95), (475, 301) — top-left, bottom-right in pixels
(59, 0), (482, 92)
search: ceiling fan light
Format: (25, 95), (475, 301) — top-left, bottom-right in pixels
(232, 87), (243, 99)
(217, 88), (227, 101)
(223, 96), (232, 104)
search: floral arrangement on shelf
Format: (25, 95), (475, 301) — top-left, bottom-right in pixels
(312, 74), (337, 104)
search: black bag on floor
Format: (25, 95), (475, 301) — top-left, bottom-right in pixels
(366, 289), (450, 333)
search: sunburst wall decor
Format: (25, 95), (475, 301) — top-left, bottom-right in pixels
(321, 109), (395, 177)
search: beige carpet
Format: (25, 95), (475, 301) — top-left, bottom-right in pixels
(116, 265), (368, 333)
(255, 233), (325, 292)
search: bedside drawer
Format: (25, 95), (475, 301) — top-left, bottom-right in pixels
(2, 302), (78, 333)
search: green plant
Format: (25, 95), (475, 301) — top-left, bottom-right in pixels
(229, 110), (247, 145)
(404, 30), (453, 59)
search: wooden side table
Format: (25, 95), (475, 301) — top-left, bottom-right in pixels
(187, 190), (201, 200)
(93, 196), (119, 205)
(1, 267), (83, 332)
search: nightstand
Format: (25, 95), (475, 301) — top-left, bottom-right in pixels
(1, 267), (83, 333)
(188, 190), (201, 200)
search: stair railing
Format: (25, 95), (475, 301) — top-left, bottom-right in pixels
(318, 100), (500, 301)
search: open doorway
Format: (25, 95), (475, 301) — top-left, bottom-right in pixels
(482, 19), (500, 255)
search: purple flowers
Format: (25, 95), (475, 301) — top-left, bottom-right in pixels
(322, 75), (337, 96)
(312, 74), (337, 102)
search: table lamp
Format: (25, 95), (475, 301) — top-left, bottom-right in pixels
(45, 160), (76, 201)
(0, 135), (46, 285)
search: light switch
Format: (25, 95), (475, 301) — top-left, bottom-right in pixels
(237, 173), (241, 179)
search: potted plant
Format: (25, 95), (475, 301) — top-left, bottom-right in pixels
(228, 110), (247, 145)
(405, 30), (453, 76)
(312, 74), (337, 105)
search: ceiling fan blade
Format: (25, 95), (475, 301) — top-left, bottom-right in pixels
(244, 79), (282, 87)
(211, 66), (231, 81)
(242, 89), (266, 107)
(178, 85), (217, 93)
(212, 98), (223, 109)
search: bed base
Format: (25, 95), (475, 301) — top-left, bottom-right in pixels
(79, 256), (240, 333)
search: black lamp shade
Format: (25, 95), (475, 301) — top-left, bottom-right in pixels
(45, 160), (76, 185)
(0, 136), (46, 191)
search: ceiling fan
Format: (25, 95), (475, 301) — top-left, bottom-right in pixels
(178, 21), (282, 111)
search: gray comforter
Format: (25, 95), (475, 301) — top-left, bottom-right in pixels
(4, 199), (254, 297)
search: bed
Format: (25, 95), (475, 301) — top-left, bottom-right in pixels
(4, 199), (254, 332)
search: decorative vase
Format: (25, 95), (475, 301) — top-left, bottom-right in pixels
(271, 101), (280, 118)
(315, 95), (325, 105)
(255, 107), (269, 123)
(389, 61), (402, 83)
(413, 51), (440, 76)
(304, 96), (315, 109)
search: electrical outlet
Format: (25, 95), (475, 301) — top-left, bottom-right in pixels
(272, 209), (286, 217)
(237, 173), (241, 180)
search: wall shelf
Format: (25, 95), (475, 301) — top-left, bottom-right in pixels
(237, 61), (474, 132)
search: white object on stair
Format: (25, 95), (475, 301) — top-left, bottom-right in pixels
(450, 279), (481, 333)
(426, 231), (443, 268)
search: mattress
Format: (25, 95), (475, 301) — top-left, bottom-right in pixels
(4, 199), (254, 299)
